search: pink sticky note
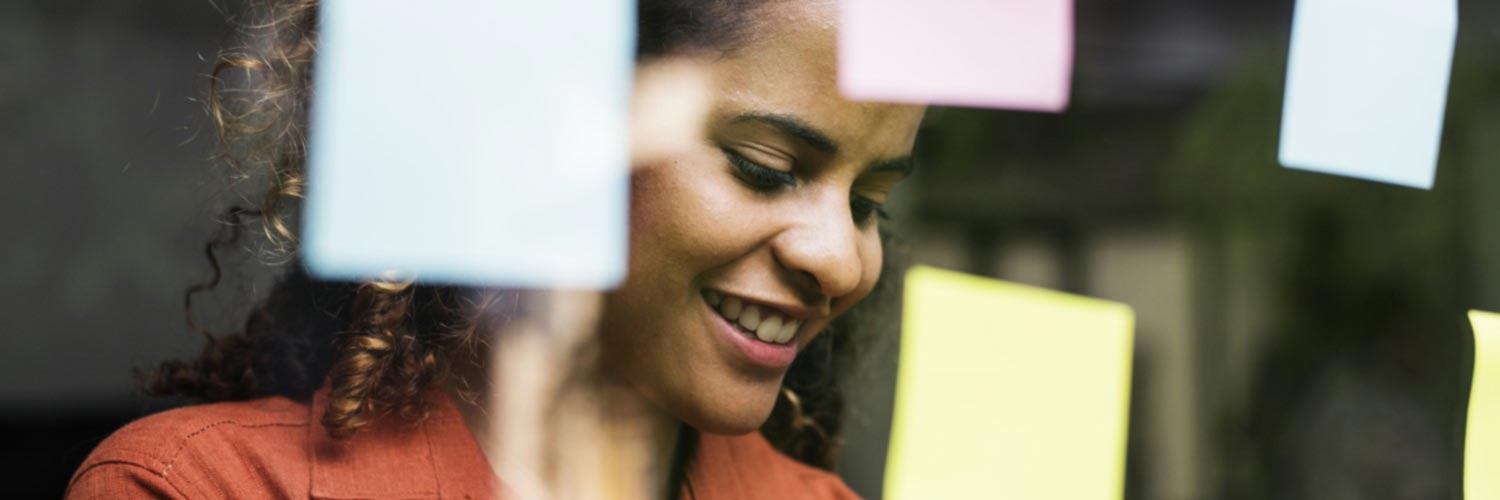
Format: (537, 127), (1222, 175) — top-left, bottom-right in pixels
(838, 0), (1074, 112)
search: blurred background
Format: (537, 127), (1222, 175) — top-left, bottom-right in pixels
(3, 0), (1498, 498)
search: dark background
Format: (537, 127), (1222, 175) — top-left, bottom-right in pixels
(3, 0), (1498, 498)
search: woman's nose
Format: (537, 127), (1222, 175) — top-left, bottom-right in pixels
(771, 190), (864, 300)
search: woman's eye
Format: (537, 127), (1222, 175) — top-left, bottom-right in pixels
(850, 195), (890, 226)
(722, 148), (795, 191)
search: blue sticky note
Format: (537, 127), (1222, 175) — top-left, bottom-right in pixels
(304, 0), (634, 287)
(1278, 0), (1457, 189)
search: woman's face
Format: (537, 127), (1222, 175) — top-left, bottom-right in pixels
(600, 2), (925, 434)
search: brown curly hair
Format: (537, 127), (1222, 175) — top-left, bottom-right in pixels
(144, 0), (903, 470)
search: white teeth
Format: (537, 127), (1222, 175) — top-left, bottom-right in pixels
(757, 316), (783, 343)
(739, 305), (761, 331)
(775, 320), (800, 344)
(712, 293), (801, 345)
(721, 296), (742, 320)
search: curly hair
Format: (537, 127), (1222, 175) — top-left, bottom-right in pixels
(145, 0), (902, 471)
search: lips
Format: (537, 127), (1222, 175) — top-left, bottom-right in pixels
(703, 289), (802, 370)
(704, 290), (801, 344)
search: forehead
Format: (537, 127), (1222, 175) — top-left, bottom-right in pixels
(704, 1), (925, 161)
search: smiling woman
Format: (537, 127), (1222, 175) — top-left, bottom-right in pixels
(65, 0), (923, 498)
(610, 44), (923, 437)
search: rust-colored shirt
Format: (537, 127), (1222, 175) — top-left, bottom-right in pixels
(66, 388), (859, 499)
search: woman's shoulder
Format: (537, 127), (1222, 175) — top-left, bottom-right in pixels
(66, 396), (313, 499)
(695, 432), (862, 499)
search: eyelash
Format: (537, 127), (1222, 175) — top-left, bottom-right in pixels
(721, 148), (891, 225)
(850, 195), (891, 225)
(723, 148), (795, 190)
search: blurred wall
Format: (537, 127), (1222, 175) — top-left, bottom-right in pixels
(0, 0), (250, 411)
(1, 1), (247, 496)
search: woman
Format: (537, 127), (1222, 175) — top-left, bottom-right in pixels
(67, 0), (924, 498)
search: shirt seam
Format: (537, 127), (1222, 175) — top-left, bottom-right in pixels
(163, 419), (307, 474)
(68, 460), (195, 499)
(159, 418), (307, 498)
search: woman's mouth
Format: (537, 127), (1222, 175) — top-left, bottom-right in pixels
(702, 289), (802, 370)
(705, 289), (801, 344)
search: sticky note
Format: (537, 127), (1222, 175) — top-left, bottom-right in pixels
(304, 0), (634, 287)
(1278, 0), (1457, 189)
(838, 0), (1073, 112)
(1468, 310), (1500, 499)
(886, 266), (1133, 500)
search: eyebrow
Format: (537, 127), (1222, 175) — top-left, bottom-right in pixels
(731, 112), (840, 155)
(731, 111), (918, 178)
(868, 156), (916, 178)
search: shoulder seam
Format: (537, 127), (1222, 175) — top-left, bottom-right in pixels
(68, 459), (194, 499)
(162, 419), (307, 479)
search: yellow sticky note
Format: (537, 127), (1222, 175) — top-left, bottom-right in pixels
(1468, 310), (1500, 499)
(886, 266), (1133, 500)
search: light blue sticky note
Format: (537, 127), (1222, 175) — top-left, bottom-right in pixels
(304, 0), (634, 287)
(1278, 0), (1457, 189)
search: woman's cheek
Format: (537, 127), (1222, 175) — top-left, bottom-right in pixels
(675, 171), (768, 260)
(857, 229), (884, 292)
(630, 156), (731, 259)
(865, 229), (884, 278)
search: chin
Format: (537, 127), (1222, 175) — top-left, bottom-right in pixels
(682, 403), (776, 436)
(669, 379), (784, 435)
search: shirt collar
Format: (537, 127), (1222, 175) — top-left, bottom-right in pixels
(307, 387), (497, 499)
